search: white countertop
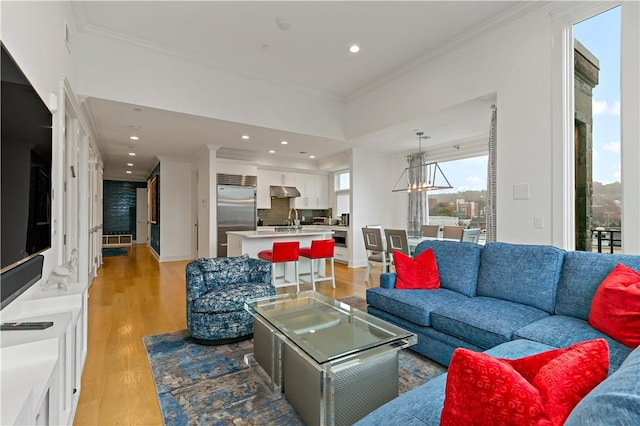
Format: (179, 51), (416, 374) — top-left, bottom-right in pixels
(227, 229), (334, 238)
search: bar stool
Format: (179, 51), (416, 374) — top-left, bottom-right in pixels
(299, 239), (336, 291)
(258, 241), (300, 292)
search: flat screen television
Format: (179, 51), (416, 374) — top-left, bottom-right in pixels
(1, 43), (52, 308)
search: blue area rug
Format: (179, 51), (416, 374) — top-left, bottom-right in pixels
(143, 299), (446, 425)
(102, 247), (128, 257)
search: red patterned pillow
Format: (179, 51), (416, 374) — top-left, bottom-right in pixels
(440, 339), (609, 426)
(532, 339), (610, 424)
(393, 248), (440, 289)
(589, 263), (640, 348)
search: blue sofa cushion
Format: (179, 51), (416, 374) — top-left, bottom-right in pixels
(192, 282), (274, 314)
(430, 297), (549, 349)
(555, 251), (640, 320)
(354, 340), (556, 426)
(565, 345), (640, 426)
(476, 242), (565, 313)
(367, 306), (484, 366)
(366, 287), (470, 327)
(513, 315), (633, 372)
(413, 240), (483, 297)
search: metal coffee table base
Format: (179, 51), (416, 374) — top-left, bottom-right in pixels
(248, 317), (401, 426)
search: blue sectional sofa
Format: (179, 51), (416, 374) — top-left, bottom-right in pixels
(358, 241), (640, 425)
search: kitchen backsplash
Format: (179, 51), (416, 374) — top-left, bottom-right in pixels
(258, 197), (330, 225)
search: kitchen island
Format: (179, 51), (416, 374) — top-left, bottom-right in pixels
(227, 228), (334, 258)
(227, 228), (334, 286)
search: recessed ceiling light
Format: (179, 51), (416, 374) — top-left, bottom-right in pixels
(127, 163), (134, 167)
(130, 136), (139, 141)
(268, 150), (275, 154)
(125, 171), (132, 174)
(129, 152), (136, 156)
(309, 155), (316, 159)
(281, 140), (288, 145)
(241, 135), (250, 140)
(349, 44), (360, 53)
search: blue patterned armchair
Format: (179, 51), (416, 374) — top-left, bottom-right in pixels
(186, 254), (274, 345)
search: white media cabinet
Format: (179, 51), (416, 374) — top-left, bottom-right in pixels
(0, 281), (88, 425)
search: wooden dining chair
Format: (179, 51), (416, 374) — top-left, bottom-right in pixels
(384, 229), (410, 256)
(461, 228), (481, 243)
(420, 225), (440, 238)
(442, 225), (465, 241)
(361, 227), (390, 283)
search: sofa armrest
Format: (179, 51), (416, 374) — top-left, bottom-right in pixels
(186, 260), (208, 302)
(380, 272), (397, 289)
(247, 257), (272, 285)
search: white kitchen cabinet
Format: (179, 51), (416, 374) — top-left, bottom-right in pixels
(260, 170), (328, 210)
(270, 171), (297, 186)
(295, 174), (329, 209)
(293, 173), (310, 209)
(334, 246), (349, 264)
(256, 169), (271, 209)
(311, 174), (329, 209)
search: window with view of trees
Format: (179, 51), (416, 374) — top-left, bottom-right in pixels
(427, 155), (488, 235)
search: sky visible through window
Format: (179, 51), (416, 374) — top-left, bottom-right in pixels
(435, 6), (620, 195)
(574, 6), (621, 184)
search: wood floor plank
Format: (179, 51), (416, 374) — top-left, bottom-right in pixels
(74, 245), (379, 425)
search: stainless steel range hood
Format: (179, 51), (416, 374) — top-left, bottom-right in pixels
(270, 185), (301, 198)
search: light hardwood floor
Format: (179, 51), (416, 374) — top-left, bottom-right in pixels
(74, 244), (380, 425)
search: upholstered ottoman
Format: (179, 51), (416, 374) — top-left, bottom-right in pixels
(186, 255), (274, 345)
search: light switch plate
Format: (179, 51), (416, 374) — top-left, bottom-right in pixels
(513, 184), (529, 200)
(534, 216), (544, 229)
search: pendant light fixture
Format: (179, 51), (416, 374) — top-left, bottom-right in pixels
(392, 132), (453, 192)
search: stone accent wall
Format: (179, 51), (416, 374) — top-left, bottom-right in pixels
(574, 40), (599, 251)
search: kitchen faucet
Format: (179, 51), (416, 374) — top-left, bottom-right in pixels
(287, 208), (299, 226)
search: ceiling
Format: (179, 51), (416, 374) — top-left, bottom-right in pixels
(73, 1), (518, 180)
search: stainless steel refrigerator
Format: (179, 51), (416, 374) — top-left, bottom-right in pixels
(217, 184), (256, 257)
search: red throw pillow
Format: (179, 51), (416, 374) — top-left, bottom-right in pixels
(589, 263), (640, 348)
(393, 248), (440, 289)
(440, 339), (609, 426)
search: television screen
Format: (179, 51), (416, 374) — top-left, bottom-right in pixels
(1, 43), (53, 272)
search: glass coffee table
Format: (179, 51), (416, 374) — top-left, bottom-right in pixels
(244, 291), (416, 426)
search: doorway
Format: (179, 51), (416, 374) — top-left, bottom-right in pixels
(136, 188), (148, 244)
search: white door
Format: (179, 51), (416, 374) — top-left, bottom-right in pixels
(136, 188), (148, 244)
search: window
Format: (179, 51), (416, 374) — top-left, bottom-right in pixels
(335, 171), (350, 190)
(427, 155), (488, 233)
(574, 7), (621, 252)
(334, 171), (350, 215)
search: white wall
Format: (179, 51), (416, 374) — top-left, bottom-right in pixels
(0, 1), (81, 312)
(347, 6), (556, 245)
(620, 1), (640, 254)
(77, 31), (346, 142)
(350, 148), (407, 267)
(158, 159), (192, 261)
(195, 146), (217, 259)
(216, 159), (258, 177)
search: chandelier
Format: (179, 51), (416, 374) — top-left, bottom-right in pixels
(392, 132), (453, 193)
